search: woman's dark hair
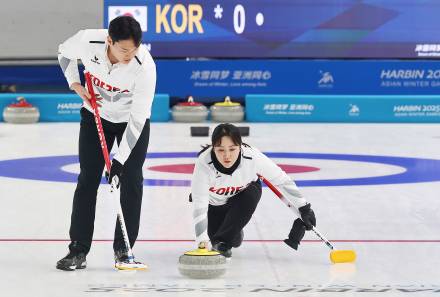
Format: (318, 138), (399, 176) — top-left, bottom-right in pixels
(198, 123), (244, 156)
(211, 123), (242, 147)
(108, 16), (142, 47)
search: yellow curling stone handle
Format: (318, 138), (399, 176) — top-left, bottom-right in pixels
(184, 248), (221, 256)
(214, 96), (240, 107)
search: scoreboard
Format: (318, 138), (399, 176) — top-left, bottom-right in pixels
(104, 1), (440, 58)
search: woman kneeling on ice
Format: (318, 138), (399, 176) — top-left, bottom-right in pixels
(190, 123), (316, 258)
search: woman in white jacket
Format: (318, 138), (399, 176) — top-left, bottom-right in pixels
(190, 123), (316, 258)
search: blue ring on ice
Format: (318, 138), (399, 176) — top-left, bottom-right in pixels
(0, 152), (439, 187)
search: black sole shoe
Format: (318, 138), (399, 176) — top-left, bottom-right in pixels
(56, 253), (87, 271)
(212, 242), (232, 258)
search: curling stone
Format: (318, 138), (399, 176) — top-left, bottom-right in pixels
(3, 96), (40, 124)
(210, 96), (244, 122)
(172, 96), (208, 122)
(178, 248), (227, 279)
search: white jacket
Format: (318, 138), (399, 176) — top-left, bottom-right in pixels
(58, 29), (156, 164)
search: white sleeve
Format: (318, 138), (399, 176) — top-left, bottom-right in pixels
(113, 63), (156, 165)
(254, 147), (308, 210)
(191, 156), (211, 244)
(57, 30), (85, 88)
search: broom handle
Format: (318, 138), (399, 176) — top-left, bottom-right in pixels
(85, 72), (135, 261)
(84, 73), (111, 171)
(257, 174), (334, 250)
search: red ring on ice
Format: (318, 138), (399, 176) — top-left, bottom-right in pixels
(147, 164), (320, 174)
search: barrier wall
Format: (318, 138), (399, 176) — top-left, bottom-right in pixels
(2, 60), (440, 122)
(3, 93), (440, 123)
(2, 60), (440, 98)
(246, 95), (440, 123)
(0, 93), (170, 122)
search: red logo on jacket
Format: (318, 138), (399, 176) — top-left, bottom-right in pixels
(209, 186), (243, 196)
(90, 74), (129, 93)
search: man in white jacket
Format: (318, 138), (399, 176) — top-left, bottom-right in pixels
(56, 16), (156, 271)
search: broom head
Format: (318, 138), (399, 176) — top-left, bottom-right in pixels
(330, 250), (356, 263)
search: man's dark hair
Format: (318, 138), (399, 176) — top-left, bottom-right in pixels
(108, 16), (142, 47)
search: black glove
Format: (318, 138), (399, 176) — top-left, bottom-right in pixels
(298, 203), (316, 230)
(105, 159), (123, 188)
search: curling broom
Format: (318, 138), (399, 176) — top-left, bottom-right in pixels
(257, 174), (356, 264)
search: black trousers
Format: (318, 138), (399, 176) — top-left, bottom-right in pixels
(69, 108), (150, 254)
(208, 180), (262, 248)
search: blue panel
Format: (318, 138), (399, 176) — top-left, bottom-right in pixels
(156, 60), (440, 97)
(246, 94), (440, 123)
(2, 60), (440, 98)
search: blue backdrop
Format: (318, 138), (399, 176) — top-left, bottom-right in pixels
(2, 60), (440, 98)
